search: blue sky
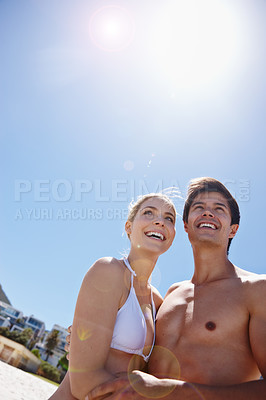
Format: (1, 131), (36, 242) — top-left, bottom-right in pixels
(1, 0), (266, 331)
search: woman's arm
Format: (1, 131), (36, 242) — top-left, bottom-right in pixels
(69, 257), (125, 400)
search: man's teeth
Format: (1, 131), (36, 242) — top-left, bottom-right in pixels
(146, 232), (164, 240)
(199, 223), (216, 230)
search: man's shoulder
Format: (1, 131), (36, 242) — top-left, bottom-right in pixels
(235, 265), (266, 284)
(235, 267), (266, 310)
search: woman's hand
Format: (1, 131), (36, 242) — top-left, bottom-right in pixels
(65, 325), (72, 360)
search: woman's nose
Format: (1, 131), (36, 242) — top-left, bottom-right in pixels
(153, 216), (165, 226)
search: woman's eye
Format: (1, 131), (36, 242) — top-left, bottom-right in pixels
(144, 210), (153, 215)
(166, 216), (174, 223)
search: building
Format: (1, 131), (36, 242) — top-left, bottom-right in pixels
(0, 335), (41, 373)
(0, 301), (24, 329)
(0, 301), (45, 343)
(0, 300), (68, 372)
(34, 324), (68, 368)
(23, 315), (46, 339)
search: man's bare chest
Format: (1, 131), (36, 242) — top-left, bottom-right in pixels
(156, 282), (249, 349)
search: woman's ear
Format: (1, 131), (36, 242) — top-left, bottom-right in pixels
(125, 220), (132, 237)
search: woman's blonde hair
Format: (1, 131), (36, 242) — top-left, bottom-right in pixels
(127, 192), (177, 223)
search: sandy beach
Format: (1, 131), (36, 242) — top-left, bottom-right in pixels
(0, 360), (57, 399)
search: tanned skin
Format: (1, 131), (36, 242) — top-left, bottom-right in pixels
(49, 198), (176, 400)
(88, 192), (266, 400)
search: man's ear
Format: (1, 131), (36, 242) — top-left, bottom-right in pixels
(125, 220), (132, 237)
(229, 224), (239, 238)
(183, 221), (188, 233)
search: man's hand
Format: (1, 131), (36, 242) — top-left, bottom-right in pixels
(87, 370), (177, 400)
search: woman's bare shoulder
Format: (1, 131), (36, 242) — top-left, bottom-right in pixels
(86, 256), (124, 272)
(164, 280), (190, 298)
(83, 257), (126, 290)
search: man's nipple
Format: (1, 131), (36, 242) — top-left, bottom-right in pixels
(205, 321), (216, 331)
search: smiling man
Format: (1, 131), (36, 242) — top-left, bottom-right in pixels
(90, 177), (266, 400)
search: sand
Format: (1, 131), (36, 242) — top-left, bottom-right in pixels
(0, 360), (57, 399)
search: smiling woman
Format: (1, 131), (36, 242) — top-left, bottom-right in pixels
(49, 192), (176, 400)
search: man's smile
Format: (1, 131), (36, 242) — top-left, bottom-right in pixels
(197, 222), (218, 230)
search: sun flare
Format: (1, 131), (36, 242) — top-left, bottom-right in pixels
(89, 6), (135, 52)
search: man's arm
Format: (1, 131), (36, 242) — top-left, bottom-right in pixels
(248, 277), (266, 380)
(175, 379), (266, 400)
(88, 371), (266, 400)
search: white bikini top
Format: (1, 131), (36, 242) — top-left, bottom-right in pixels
(110, 258), (156, 362)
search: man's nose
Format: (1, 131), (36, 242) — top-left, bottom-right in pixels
(202, 209), (214, 218)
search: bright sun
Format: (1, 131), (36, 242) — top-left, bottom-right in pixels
(89, 6), (135, 52)
(88, 1), (248, 94)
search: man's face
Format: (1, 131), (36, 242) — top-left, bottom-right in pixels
(184, 191), (239, 249)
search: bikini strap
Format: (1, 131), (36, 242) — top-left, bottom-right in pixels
(142, 287), (156, 362)
(123, 257), (156, 363)
(123, 257), (136, 286)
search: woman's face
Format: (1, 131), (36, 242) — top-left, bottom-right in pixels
(125, 197), (176, 255)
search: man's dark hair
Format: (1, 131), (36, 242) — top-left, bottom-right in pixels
(183, 177), (240, 253)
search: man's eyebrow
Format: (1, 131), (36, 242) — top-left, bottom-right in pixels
(191, 201), (228, 208)
(215, 202), (228, 208)
(191, 201), (204, 207)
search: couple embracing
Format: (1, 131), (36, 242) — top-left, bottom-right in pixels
(50, 177), (266, 400)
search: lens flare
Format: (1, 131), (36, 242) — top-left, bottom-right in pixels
(185, 383), (206, 400)
(124, 160), (134, 171)
(89, 6), (135, 52)
(77, 325), (92, 341)
(149, 345), (181, 379)
(127, 346), (180, 398)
